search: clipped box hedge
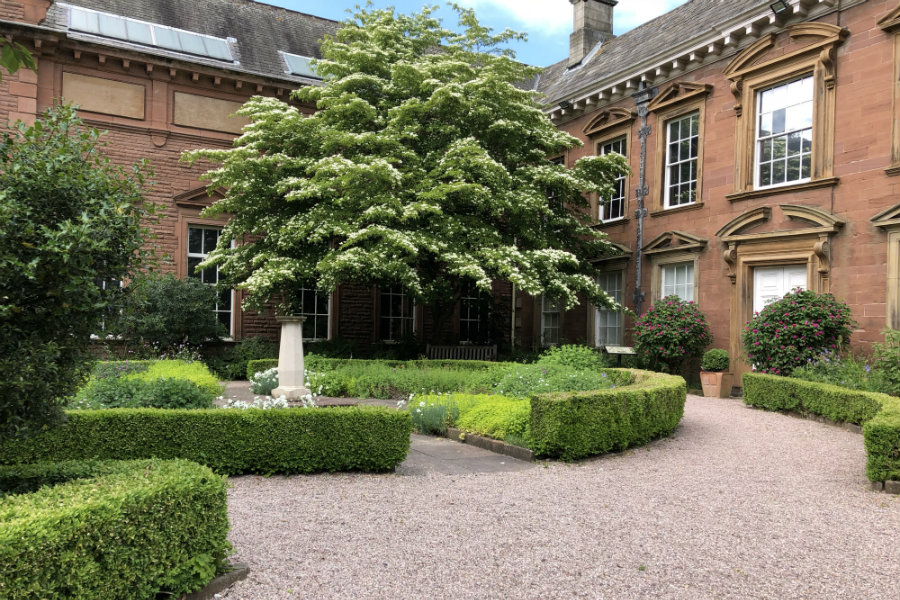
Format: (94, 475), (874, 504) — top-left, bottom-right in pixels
(0, 459), (229, 600)
(0, 407), (412, 475)
(743, 373), (900, 482)
(530, 369), (686, 461)
(246, 357), (498, 380)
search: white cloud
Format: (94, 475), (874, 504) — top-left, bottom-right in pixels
(455, 0), (687, 36)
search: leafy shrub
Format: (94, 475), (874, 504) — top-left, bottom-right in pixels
(530, 369), (686, 460)
(72, 360), (222, 409)
(207, 336), (278, 380)
(0, 105), (152, 437)
(742, 289), (855, 376)
(250, 367), (279, 395)
(633, 296), (711, 374)
(701, 349), (729, 372)
(864, 396), (900, 482)
(537, 344), (602, 371)
(247, 358), (280, 380)
(110, 273), (226, 350)
(408, 399), (459, 436)
(455, 396), (531, 441)
(871, 329), (900, 396)
(488, 363), (614, 397)
(790, 351), (873, 392)
(0, 459), (229, 599)
(0, 407), (412, 475)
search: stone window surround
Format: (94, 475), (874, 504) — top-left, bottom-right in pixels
(650, 253), (699, 304)
(584, 107), (636, 226)
(724, 23), (848, 201)
(878, 6), (900, 176)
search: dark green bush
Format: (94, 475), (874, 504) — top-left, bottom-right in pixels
(247, 357), (499, 380)
(0, 105), (153, 438)
(530, 369), (686, 460)
(863, 396), (900, 482)
(743, 372), (900, 483)
(247, 358), (280, 379)
(871, 329), (900, 396)
(74, 377), (214, 410)
(0, 459), (229, 599)
(0, 407), (411, 475)
(209, 336), (278, 380)
(109, 273), (226, 350)
(742, 289), (855, 376)
(701, 349), (729, 372)
(742, 372), (884, 425)
(633, 296), (711, 373)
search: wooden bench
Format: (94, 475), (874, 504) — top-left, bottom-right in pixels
(426, 344), (498, 361)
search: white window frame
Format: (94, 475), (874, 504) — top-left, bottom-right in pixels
(379, 286), (415, 342)
(663, 111), (699, 209)
(660, 261), (695, 302)
(595, 270), (624, 347)
(754, 74), (814, 190)
(187, 225), (234, 338)
(599, 136), (627, 222)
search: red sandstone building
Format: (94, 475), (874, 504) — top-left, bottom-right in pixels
(1, 0), (899, 380)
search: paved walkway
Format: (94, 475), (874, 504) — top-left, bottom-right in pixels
(219, 394), (899, 600)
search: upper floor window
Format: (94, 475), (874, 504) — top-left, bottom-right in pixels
(279, 51), (321, 80)
(664, 111), (699, 208)
(187, 225), (233, 336)
(756, 76), (813, 189)
(599, 136), (626, 221)
(379, 286), (414, 342)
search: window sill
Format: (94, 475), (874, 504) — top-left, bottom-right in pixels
(886, 165), (900, 177)
(592, 217), (630, 229)
(726, 177), (839, 202)
(650, 202), (704, 218)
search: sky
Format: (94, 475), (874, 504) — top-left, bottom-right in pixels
(263, 0), (690, 67)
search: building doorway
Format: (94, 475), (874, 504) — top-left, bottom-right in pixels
(752, 265), (807, 314)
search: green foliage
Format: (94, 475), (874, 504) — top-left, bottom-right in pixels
(529, 369), (686, 460)
(0, 459), (229, 599)
(633, 296), (712, 374)
(249, 367), (279, 396)
(743, 372), (900, 483)
(487, 363), (614, 397)
(0, 407), (412, 475)
(184, 5), (627, 336)
(742, 372), (884, 426)
(742, 289), (855, 376)
(864, 396), (900, 482)
(790, 351), (874, 392)
(0, 105), (153, 438)
(455, 396), (531, 441)
(110, 273), (226, 350)
(408, 399), (460, 436)
(248, 358), (280, 380)
(71, 360), (222, 410)
(537, 344), (602, 371)
(871, 329), (900, 396)
(700, 349), (729, 372)
(0, 38), (35, 81)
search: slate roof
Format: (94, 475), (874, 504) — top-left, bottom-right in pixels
(42, 0), (339, 83)
(536, 0), (765, 104)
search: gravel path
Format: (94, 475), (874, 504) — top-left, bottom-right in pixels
(220, 395), (899, 600)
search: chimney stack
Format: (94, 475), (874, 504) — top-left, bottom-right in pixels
(568, 0), (616, 67)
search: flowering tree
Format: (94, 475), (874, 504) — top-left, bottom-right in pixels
(743, 289), (855, 376)
(185, 6), (627, 341)
(633, 296), (712, 374)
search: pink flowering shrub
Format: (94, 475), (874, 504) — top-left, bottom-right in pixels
(633, 296), (711, 374)
(742, 289), (855, 376)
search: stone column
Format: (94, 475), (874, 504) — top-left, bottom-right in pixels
(271, 316), (311, 400)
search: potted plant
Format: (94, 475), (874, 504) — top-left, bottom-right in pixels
(700, 349), (732, 398)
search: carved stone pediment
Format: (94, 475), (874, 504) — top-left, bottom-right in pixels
(871, 204), (900, 230)
(642, 231), (707, 255)
(646, 82), (712, 113)
(583, 108), (636, 137)
(877, 6), (900, 32)
(174, 186), (225, 209)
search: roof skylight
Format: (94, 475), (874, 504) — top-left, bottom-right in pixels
(279, 51), (320, 79)
(64, 4), (234, 62)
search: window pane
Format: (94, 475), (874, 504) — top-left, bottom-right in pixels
(70, 8), (99, 34)
(187, 257), (201, 278)
(202, 37), (233, 61)
(98, 13), (126, 39)
(178, 31), (206, 55)
(125, 19), (153, 45)
(203, 228), (218, 253)
(188, 227), (202, 254)
(154, 27), (180, 51)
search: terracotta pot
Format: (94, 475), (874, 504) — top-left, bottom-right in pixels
(700, 371), (734, 398)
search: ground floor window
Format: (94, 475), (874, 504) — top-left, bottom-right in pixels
(187, 225), (233, 336)
(541, 296), (562, 346)
(297, 287), (330, 341)
(595, 270), (624, 346)
(379, 286), (414, 341)
(459, 283), (491, 343)
(660, 261), (694, 301)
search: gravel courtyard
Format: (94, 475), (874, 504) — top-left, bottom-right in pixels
(220, 395), (899, 600)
